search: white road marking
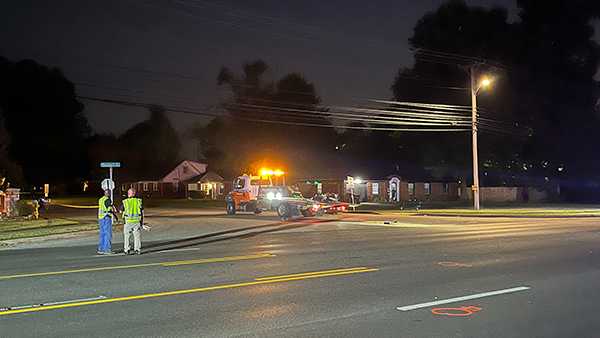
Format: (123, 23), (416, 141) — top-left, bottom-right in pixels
(396, 286), (530, 311)
(1, 296), (107, 311)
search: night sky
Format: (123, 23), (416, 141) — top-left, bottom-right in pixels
(1, 0), (546, 139)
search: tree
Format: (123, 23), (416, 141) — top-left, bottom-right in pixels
(0, 57), (90, 185)
(0, 113), (24, 188)
(208, 60), (336, 178)
(118, 105), (181, 180)
(86, 133), (121, 181)
(390, 0), (600, 187)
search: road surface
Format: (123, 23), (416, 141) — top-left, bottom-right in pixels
(1, 212), (600, 337)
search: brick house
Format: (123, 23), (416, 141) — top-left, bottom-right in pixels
(294, 175), (460, 203)
(122, 160), (214, 198)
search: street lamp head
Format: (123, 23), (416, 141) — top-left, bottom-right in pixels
(480, 77), (492, 88)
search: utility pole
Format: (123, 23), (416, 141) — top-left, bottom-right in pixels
(470, 66), (481, 210)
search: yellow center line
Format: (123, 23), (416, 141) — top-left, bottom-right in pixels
(0, 253), (275, 280)
(0, 266), (378, 316)
(255, 267), (370, 281)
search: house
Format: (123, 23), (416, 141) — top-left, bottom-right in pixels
(162, 160), (208, 186)
(185, 171), (226, 199)
(295, 179), (345, 199)
(381, 176), (460, 203)
(294, 175), (460, 203)
(122, 160), (212, 198)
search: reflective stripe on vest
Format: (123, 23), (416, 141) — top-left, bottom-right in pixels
(123, 198), (142, 224)
(98, 196), (111, 219)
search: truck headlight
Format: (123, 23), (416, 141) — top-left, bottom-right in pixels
(275, 192), (282, 200)
(266, 192), (275, 200)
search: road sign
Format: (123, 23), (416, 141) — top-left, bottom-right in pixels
(100, 162), (121, 168)
(101, 179), (115, 191)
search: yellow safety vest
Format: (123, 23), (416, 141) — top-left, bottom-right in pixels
(98, 196), (111, 219)
(123, 197), (142, 224)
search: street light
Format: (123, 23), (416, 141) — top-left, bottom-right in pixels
(480, 77), (492, 88)
(470, 67), (493, 210)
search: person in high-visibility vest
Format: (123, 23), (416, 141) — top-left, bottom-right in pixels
(122, 188), (146, 255)
(97, 189), (117, 255)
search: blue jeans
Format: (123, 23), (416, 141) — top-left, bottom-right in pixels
(98, 216), (113, 252)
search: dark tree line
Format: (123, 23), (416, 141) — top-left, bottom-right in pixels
(86, 104), (181, 183)
(0, 57), (90, 187)
(192, 60), (340, 179)
(0, 57), (181, 191)
(194, 0), (600, 194)
(391, 0), (600, 188)
(2, 0), (599, 199)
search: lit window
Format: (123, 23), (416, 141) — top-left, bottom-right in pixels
(372, 183), (379, 195)
(408, 183), (415, 196)
(424, 183), (431, 195)
(143, 183), (149, 191)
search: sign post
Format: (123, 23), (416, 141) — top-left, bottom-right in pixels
(100, 162), (121, 203)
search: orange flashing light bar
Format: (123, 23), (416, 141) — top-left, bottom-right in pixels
(259, 168), (285, 177)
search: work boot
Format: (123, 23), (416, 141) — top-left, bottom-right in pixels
(134, 250), (141, 255)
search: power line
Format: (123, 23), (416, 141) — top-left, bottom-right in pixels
(230, 103), (471, 127)
(228, 96), (473, 118)
(410, 46), (507, 69)
(239, 118), (470, 132)
(370, 99), (472, 111)
(79, 95), (470, 132)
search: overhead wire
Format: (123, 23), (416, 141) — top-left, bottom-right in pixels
(229, 103), (471, 126)
(370, 99), (472, 111)
(79, 95), (470, 132)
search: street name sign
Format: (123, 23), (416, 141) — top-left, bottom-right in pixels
(100, 162), (121, 168)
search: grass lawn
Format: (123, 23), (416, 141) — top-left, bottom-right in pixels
(0, 218), (97, 241)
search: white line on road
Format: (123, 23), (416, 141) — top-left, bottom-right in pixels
(1, 296), (107, 311)
(396, 286), (531, 311)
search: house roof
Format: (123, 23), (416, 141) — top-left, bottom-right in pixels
(161, 160), (208, 183)
(187, 171), (224, 183)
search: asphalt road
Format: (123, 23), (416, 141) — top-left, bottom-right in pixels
(2, 212), (600, 337)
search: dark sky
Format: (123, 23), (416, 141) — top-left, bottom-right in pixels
(1, 0), (532, 138)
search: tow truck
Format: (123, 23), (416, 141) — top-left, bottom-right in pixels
(225, 169), (322, 220)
